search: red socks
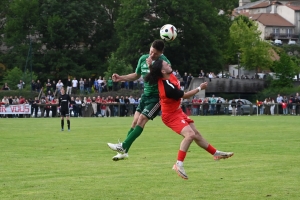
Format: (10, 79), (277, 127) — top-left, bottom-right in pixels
(206, 144), (217, 155)
(177, 150), (187, 162)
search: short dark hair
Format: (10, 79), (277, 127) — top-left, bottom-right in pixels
(151, 40), (165, 52)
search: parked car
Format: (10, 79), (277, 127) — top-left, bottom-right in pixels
(227, 99), (257, 115)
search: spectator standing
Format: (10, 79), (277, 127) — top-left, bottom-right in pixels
(40, 97), (46, 117)
(264, 98), (270, 115)
(192, 97), (199, 116)
(36, 80), (42, 93)
(87, 78), (93, 94)
(282, 100), (288, 115)
(2, 83), (10, 90)
(199, 70), (204, 78)
(97, 77), (103, 93)
(66, 78), (72, 95)
(187, 73), (193, 89)
(202, 98), (209, 116)
(231, 99), (237, 116)
(224, 99), (229, 115)
(79, 78), (84, 94)
(210, 95), (216, 115)
(18, 80), (25, 90)
(72, 77), (78, 95)
(44, 97), (51, 117)
(31, 80), (36, 91)
(32, 97), (39, 117)
(84, 79), (88, 94)
(74, 97), (82, 117)
(107, 77), (113, 91)
(93, 78), (98, 93)
(52, 80), (56, 93)
(114, 96), (119, 116)
(101, 97), (107, 117)
(270, 98), (275, 115)
(208, 72), (213, 82)
(216, 97), (222, 115)
(56, 80), (64, 95)
(289, 96), (296, 115)
(46, 79), (52, 93)
(236, 98), (244, 115)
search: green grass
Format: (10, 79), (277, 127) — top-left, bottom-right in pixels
(0, 116), (299, 200)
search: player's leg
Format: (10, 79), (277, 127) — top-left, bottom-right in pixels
(163, 110), (193, 180)
(61, 112), (65, 131)
(66, 114), (70, 131)
(107, 100), (160, 155)
(189, 123), (233, 160)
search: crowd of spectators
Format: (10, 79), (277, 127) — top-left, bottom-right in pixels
(0, 95), (141, 118)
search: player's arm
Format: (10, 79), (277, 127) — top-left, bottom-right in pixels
(164, 82), (207, 100)
(181, 82), (208, 99)
(113, 73), (141, 82)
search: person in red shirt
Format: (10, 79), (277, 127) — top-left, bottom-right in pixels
(145, 60), (233, 180)
(191, 97), (199, 116)
(101, 97), (107, 117)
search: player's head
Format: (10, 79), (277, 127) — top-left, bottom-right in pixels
(144, 60), (172, 85)
(149, 40), (165, 60)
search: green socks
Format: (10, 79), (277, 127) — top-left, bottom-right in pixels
(127, 128), (134, 137)
(122, 126), (143, 153)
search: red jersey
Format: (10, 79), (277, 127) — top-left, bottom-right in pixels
(192, 99), (201, 108)
(101, 100), (107, 109)
(96, 98), (101, 104)
(158, 73), (184, 113)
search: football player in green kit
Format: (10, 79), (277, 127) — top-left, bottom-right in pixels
(107, 40), (170, 161)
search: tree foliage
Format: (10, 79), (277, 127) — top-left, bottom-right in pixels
(3, 67), (37, 90)
(271, 53), (297, 88)
(104, 53), (133, 80)
(227, 17), (273, 73)
(0, 0), (237, 83)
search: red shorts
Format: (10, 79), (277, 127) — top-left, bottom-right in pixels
(162, 109), (194, 134)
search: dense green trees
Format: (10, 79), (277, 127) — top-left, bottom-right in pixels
(1, 0), (119, 83)
(227, 16), (273, 74)
(0, 0), (237, 84)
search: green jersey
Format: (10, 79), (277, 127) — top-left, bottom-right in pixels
(107, 79), (113, 87)
(135, 54), (171, 96)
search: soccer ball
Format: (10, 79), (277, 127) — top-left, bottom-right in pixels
(160, 24), (177, 42)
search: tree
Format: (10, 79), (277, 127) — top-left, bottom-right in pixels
(1, 0), (120, 82)
(3, 67), (37, 90)
(271, 53), (297, 88)
(227, 17), (273, 75)
(104, 53), (133, 80)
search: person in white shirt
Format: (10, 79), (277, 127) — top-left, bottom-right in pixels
(72, 77), (78, 94)
(276, 94), (283, 114)
(97, 77), (104, 93)
(56, 80), (64, 94)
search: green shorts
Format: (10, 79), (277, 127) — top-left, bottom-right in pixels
(136, 94), (160, 120)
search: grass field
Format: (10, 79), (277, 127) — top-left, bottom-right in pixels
(0, 116), (299, 200)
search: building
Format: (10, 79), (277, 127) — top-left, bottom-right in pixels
(234, 0), (300, 44)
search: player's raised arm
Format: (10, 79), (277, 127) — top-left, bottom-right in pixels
(112, 73), (140, 82)
(182, 82), (208, 99)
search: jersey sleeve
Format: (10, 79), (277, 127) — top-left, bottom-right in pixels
(135, 55), (147, 75)
(163, 80), (184, 100)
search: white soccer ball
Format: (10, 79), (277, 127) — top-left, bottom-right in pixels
(160, 24), (177, 42)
